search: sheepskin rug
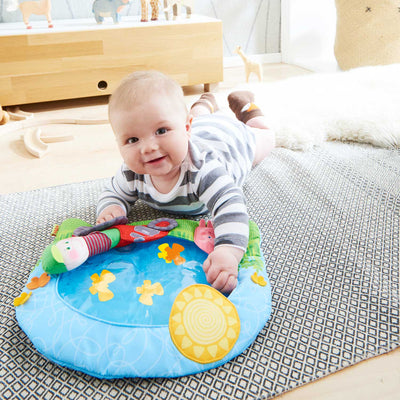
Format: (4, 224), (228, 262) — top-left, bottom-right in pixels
(221, 64), (400, 150)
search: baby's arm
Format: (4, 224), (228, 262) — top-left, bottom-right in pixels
(203, 246), (244, 293)
(197, 166), (250, 294)
(96, 165), (138, 224)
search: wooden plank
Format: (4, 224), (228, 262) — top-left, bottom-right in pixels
(0, 16), (223, 106)
(1, 40), (104, 63)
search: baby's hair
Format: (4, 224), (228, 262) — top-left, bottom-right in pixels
(108, 70), (187, 121)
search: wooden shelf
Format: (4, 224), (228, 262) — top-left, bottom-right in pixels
(0, 15), (223, 106)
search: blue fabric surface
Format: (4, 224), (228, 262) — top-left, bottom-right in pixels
(16, 221), (272, 378)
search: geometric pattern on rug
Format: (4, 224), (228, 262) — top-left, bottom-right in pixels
(0, 142), (399, 399)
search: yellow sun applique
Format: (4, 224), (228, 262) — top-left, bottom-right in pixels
(136, 280), (164, 306)
(169, 284), (240, 364)
(251, 272), (267, 286)
(14, 291), (32, 307)
(89, 269), (116, 302)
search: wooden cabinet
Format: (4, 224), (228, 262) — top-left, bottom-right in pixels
(0, 15), (223, 106)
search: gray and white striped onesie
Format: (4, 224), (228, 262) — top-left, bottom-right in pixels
(97, 113), (256, 251)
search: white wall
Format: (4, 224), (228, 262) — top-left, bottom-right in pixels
(195, 0), (281, 57)
(0, 0), (282, 58)
(1, 0), (340, 69)
(281, 0), (339, 72)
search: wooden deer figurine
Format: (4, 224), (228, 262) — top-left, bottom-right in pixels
(234, 46), (263, 82)
(163, 0), (193, 20)
(19, 0), (53, 29)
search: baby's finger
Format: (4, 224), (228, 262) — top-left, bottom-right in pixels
(202, 257), (211, 274)
(220, 275), (238, 294)
(210, 270), (231, 291)
(96, 214), (114, 225)
(205, 264), (221, 285)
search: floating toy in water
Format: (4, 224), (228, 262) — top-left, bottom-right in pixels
(194, 219), (215, 254)
(136, 280), (164, 305)
(42, 217), (177, 274)
(89, 269), (116, 302)
(15, 218), (272, 378)
(158, 242), (186, 265)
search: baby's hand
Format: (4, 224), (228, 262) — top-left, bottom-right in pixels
(96, 205), (126, 224)
(202, 246), (244, 294)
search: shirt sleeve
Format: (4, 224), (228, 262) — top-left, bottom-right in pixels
(97, 165), (139, 217)
(196, 159), (249, 251)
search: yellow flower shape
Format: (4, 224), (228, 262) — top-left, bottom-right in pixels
(136, 280), (164, 306)
(169, 284), (240, 364)
(158, 243), (170, 261)
(89, 270), (116, 302)
(251, 272), (267, 287)
(158, 243), (186, 265)
(14, 292), (32, 307)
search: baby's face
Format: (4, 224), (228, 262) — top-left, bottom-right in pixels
(111, 94), (192, 186)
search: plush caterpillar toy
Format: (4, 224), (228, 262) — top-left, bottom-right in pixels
(42, 217), (178, 274)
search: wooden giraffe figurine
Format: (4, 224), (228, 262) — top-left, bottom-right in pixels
(19, 0), (53, 29)
(140, 0), (159, 21)
(234, 46), (263, 82)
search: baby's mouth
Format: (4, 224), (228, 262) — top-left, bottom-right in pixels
(146, 155), (167, 164)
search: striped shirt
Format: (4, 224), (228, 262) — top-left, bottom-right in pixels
(97, 113), (256, 251)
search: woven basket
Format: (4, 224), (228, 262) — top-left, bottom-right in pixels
(334, 0), (400, 70)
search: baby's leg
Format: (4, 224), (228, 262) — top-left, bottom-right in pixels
(190, 93), (219, 117)
(251, 127), (276, 165)
(228, 91), (275, 166)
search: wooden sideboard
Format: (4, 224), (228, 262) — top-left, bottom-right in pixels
(0, 15), (223, 106)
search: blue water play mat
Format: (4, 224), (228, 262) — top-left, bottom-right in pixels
(15, 218), (272, 378)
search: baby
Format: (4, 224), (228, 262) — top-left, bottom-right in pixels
(97, 70), (275, 293)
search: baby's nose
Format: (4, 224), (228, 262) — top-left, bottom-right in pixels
(141, 137), (159, 153)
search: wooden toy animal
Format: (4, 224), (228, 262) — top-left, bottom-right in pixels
(0, 105), (10, 125)
(18, 0), (53, 29)
(234, 45), (263, 82)
(140, 0), (160, 22)
(163, 0), (192, 20)
(92, 0), (130, 24)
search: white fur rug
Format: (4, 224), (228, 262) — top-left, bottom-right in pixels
(221, 64), (400, 150)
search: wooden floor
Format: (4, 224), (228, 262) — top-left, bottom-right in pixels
(0, 63), (311, 194)
(1, 63), (399, 399)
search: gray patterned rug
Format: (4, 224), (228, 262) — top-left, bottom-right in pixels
(1, 142), (399, 399)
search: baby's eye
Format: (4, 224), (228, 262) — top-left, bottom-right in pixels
(156, 128), (167, 135)
(127, 137), (138, 144)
